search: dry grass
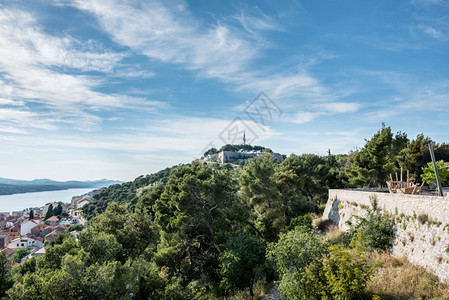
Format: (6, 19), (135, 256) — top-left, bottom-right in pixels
(320, 226), (449, 299)
(366, 252), (449, 299)
(324, 224), (342, 241)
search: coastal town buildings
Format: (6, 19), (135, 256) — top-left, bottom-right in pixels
(0, 191), (93, 263)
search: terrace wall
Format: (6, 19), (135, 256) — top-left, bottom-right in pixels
(323, 189), (449, 282)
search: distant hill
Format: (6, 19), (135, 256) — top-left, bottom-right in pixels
(0, 178), (122, 196)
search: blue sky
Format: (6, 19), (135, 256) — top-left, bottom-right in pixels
(0, 0), (448, 181)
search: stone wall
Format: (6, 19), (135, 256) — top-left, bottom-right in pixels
(322, 189), (449, 282)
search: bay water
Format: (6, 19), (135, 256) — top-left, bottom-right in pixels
(0, 188), (98, 213)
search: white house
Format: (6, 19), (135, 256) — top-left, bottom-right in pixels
(6, 235), (44, 250)
(20, 219), (42, 236)
(77, 199), (89, 209)
(6, 237), (26, 249)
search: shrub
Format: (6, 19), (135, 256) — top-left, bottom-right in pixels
(268, 226), (375, 299)
(345, 201), (395, 251)
(417, 214), (429, 225)
(287, 213), (312, 230)
(284, 244), (375, 300)
(322, 245), (375, 298)
(267, 226), (328, 299)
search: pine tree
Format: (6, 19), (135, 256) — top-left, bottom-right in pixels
(397, 134), (431, 182)
(45, 204), (53, 220)
(239, 153), (283, 241)
(347, 125), (396, 187)
(29, 209), (34, 220)
(53, 203), (63, 217)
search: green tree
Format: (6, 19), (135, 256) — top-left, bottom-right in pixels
(347, 125), (396, 187)
(46, 254), (124, 299)
(135, 183), (164, 216)
(267, 226), (328, 299)
(87, 202), (159, 262)
(219, 234), (267, 296)
(78, 231), (122, 264)
(53, 203), (63, 217)
(397, 134), (431, 182)
(67, 224), (84, 232)
(45, 204), (53, 220)
(277, 153), (334, 214)
(7, 272), (46, 300)
(0, 252), (12, 298)
(29, 209), (34, 220)
(153, 161), (246, 291)
(239, 154), (283, 241)
(421, 160), (449, 185)
(11, 248), (31, 263)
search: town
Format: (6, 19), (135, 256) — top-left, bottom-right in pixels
(0, 188), (105, 264)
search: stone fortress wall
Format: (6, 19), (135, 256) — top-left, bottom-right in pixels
(322, 189), (449, 281)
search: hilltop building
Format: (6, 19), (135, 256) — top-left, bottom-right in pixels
(216, 150), (284, 163)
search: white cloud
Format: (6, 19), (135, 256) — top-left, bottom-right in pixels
(287, 102), (360, 125)
(418, 23), (444, 39)
(68, 0), (258, 79)
(0, 126), (27, 134)
(0, 108), (56, 130)
(65, 0), (337, 108)
(2, 115), (278, 154)
(292, 112), (321, 124)
(321, 102), (360, 113)
(0, 9), (123, 72)
(0, 7), (163, 131)
(0, 98), (24, 106)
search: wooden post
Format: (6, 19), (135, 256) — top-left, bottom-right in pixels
(406, 170), (409, 187)
(400, 167), (403, 188)
(412, 184), (417, 195)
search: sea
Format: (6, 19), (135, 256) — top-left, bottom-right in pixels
(0, 188), (98, 213)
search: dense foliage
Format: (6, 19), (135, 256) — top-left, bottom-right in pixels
(267, 226), (375, 300)
(342, 197), (395, 251)
(345, 125), (449, 187)
(219, 234), (267, 296)
(0, 252), (12, 298)
(4, 126), (449, 299)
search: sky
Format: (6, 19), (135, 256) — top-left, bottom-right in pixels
(0, 0), (449, 181)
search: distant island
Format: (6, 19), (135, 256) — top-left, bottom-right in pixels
(0, 178), (122, 196)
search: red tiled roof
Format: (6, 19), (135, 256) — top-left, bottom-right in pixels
(31, 224), (48, 231)
(46, 216), (59, 222)
(44, 231), (59, 238)
(2, 248), (14, 257)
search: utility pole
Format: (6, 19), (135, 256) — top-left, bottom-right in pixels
(428, 142), (444, 197)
